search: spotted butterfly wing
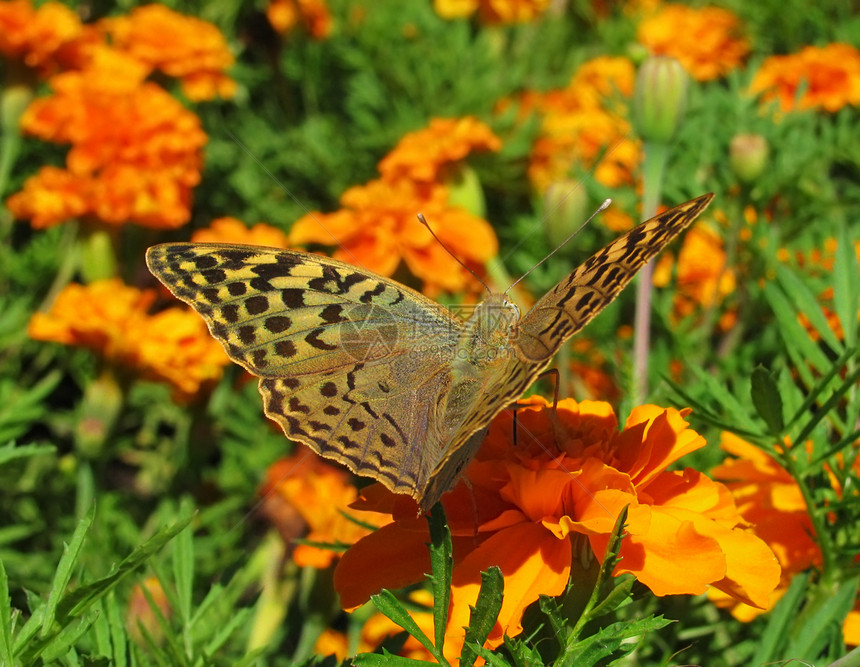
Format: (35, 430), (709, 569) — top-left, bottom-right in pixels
(146, 193), (713, 512)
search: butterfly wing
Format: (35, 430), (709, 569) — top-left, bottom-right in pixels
(515, 193), (714, 362)
(146, 243), (463, 499)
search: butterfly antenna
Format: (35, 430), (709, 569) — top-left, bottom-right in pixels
(505, 198), (612, 296)
(417, 213), (493, 295)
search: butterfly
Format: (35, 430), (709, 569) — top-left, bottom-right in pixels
(146, 193), (713, 512)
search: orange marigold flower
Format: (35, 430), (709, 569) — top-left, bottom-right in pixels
(266, 0), (332, 39)
(316, 590), (434, 660)
(518, 57), (639, 193)
(127, 577), (171, 645)
(434, 0), (552, 24)
(0, 0), (95, 74)
(191, 217), (292, 248)
(653, 221), (737, 330)
(334, 397), (780, 658)
(8, 47), (206, 229)
(290, 179), (497, 295)
(101, 4), (235, 101)
(260, 447), (388, 568)
(638, 4), (749, 81)
(378, 117), (501, 185)
(750, 43), (860, 113)
(28, 279), (228, 400)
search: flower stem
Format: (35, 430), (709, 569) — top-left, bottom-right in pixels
(632, 140), (669, 405)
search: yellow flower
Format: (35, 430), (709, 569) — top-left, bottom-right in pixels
(750, 43), (860, 113)
(638, 4), (749, 81)
(7, 47), (206, 229)
(266, 0), (332, 39)
(191, 218), (292, 248)
(434, 0), (552, 24)
(28, 279), (228, 401)
(100, 4), (235, 100)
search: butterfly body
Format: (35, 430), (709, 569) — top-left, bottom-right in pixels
(147, 193), (713, 512)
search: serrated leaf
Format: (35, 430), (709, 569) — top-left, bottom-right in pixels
(427, 504), (452, 653)
(353, 648), (437, 666)
(461, 567), (504, 667)
(368, 590), (446, 664)
(39, 611), (99, 662)
(751, 366), (785, 436)
(561, 615), (673, 667)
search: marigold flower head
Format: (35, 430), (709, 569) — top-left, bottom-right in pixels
(750, 43), (860, 113)
(0, 0), (96, 74)
(8, 47), (206, 229)
(100, 4), (235, 101)
(290, 178), (497, 295)
(191, 217), (292, 248)
(28, 279), (228, 401)
(434, 0), (552, 23)
(334, 397), (780, 658)
(653, 221), (737, 331)
(518, 57), (639, 193)
(266, 0), (332, 39)
(260, 447), (388, 568)
(637, 4), (749, 81)
(378, 117), (501, 186)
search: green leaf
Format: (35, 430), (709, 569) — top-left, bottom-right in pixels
(751, 571), (809, 664)
(786, 575), (860, 660)
(368, 590), (446, 665)
(751, 366), (785, 436)
(833, 225), (859, 348)
(0, 559), (13, 667)
(42, 505), (95, 638)
(764, 281), (831, 374)
(353, 649), (436, 666)
(39, 612), (99, 662)
(427, 503), (452, 653)
(172, 504), (194, 626)
(775, 263), (843, 353)
(56, 511), (195, 621)
(460, 567), (504, 667)
(0, 442), (56, 467)
(561, 615), (673, 667)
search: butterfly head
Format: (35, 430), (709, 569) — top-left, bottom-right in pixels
(457, 293), (520, 367)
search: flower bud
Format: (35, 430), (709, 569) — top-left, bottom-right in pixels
(633, 56), (689, 144)
(729, 133), (769, 184)
(542, 180), (588, 248)
(442, 163), (487, 219)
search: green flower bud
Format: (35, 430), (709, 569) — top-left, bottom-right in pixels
(542, 180), (588, 249)
(633, 56), (689, 144)
(730, 133), (769, 184)
(442, 163), (487, 219)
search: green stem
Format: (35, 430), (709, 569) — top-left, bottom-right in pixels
(632, 141), (669, 405)
(0, 62), (35, 231)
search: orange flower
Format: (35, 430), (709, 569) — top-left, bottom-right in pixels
(434, 0), (552, 24)
(638, 4), (749, 81)
(0, 0), (96, 74)
(266, 0), (332, 39)
(260, 447), (388, 568)
(378, 116), (502, 186)
(7, 47), (206, 229)
(334, 397), (780, 659)
(290, 178), (497, 296)
(100, 4), (235, 100)
(750, 43), (860, 113)
(191, 217), (292, 248)
(316, 590), (434, 660)
(127, 577), (171, 645)
(28, 279), (228, 400)
(652, 221), (737, 330)
(517, 57), (639, 193)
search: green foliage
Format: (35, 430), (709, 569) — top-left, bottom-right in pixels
(1, 0), (859, 665)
